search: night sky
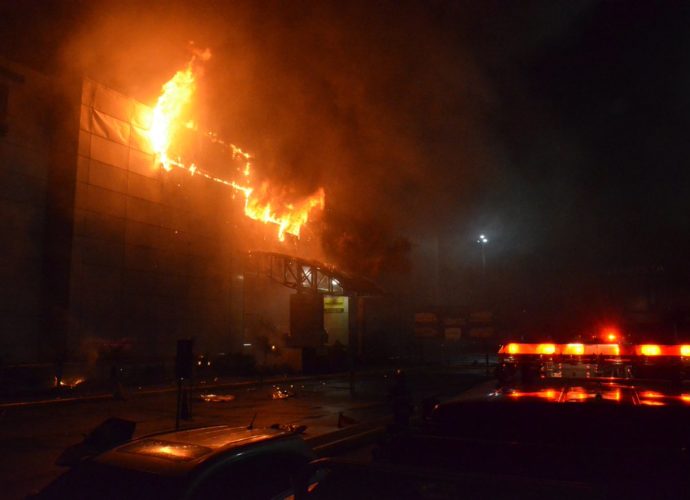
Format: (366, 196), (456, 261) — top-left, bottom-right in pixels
(2, 1), (690, 333)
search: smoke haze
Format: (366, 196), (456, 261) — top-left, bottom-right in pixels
(4, 0), (690, 329)
(1, 0), (501, 276)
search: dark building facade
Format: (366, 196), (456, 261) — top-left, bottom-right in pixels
(0, 58), (81, 364)
(0, 60), (320, 369)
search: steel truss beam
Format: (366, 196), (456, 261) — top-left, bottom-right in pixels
(245, 251), (382, 296)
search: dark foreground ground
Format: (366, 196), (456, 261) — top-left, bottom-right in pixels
(0, 367), (489, 499)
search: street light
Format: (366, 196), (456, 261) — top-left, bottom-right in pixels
(477, 234), (488, 274)
(476, 234), (490, 364)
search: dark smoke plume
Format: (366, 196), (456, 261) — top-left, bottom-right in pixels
(0, 0), (498, 280)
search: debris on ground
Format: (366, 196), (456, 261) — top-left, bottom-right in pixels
(199, 393), (236, 402)
(269, 423), (307, 434)
(272, 385), (296, 399)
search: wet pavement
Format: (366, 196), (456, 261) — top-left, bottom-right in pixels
(0, 367), (488, 499)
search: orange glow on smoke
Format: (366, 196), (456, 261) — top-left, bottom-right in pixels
(148, 50), (325, 241)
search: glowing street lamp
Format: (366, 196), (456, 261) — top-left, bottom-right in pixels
(477, 234), (489, 274)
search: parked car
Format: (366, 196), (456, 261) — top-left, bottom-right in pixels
(33, 422), (314, 500)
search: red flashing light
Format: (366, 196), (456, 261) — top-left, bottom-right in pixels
(600, 326), (620, 343)
(500, 342), (690, 358)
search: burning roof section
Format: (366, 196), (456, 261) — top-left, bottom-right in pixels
(146, 50), (325, 242)
(82, 50), (325, 244)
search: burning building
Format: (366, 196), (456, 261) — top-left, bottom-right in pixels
(0, 55), (384, 378)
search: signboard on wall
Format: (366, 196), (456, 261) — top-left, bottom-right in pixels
(414, 312), (440, 338)
(324, 296), (346, 313)
(323, 296), (349, 346)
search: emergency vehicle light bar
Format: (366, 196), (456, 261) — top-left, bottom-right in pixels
(499, 343), (690, 357)
(634, 344), (690, 357)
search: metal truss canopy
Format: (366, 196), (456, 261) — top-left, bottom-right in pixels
(245, 251), (382, 296)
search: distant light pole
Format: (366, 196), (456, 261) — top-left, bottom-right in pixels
(477, 234), (489, 275)
(476, 234), (490, 362)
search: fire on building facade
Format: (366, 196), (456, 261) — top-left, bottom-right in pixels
(0, 57), (390, 379)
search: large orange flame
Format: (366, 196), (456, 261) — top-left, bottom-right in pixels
(148, 51), (325, 241)
(149, 62), (196, 171)
(245, 184), (325, 241)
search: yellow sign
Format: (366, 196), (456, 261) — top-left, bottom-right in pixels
(324, 296), (346, 314)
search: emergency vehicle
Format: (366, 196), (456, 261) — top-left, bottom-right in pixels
(497, 339), (690, 386)
(375, 336), (690, 498)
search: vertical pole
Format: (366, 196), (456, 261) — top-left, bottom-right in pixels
(357, 296), (365, 358)
(187, 372), (193, 420)
(349, 294), (358, 397)
(175, 378), (182, 430)
(434, 236), (440, 308)
(241, 270), (246, 348)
